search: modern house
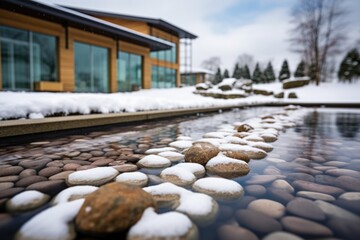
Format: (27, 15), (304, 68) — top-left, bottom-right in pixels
(180, 67), (214, 86)
(0, 0), (196, 93)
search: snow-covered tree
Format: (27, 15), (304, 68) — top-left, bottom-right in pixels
(294, 60), (306, 77)
(232, 63), (242, 79)
(252, 63), (263, 84)
(338, 48), (360, 82)
(243, 64), (251, 79)
(223, 69), (230, 79)
(264, 62), (276, 83)
(279, 60), (291, 81)
(213, 67), (223, 84)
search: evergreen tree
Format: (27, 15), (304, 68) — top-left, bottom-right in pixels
(294, 60), (306, 77)
(232, 63), (242, 79)
(252, 63), (263, 84)
(264, 62), (276, 83)
(243, 64), (251, 79)
(223, 69), (230, 79)
(213, 67), (223, 84)
(338, 48), (360, 82)
(279, 60), (291, 81)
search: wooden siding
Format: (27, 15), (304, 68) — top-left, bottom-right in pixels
(96, 17), (150, 35)
(35, 81), (63, 92)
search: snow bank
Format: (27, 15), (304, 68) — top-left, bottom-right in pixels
(1, 82), (360, 120)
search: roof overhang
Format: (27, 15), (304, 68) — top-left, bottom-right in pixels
(64, 6), (198, 40)
(0, 0), (172, 51)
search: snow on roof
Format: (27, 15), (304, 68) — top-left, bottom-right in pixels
(30, 0), (172, 50)
(180, 67), (215, 75)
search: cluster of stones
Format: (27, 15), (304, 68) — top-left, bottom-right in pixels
(1, 105), (359, 240)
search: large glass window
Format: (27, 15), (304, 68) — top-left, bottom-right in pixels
(0, 25), (58, 90)
(117, 51), (142, 92)
(74, 42), (109, 93)
(150, 41), (176, 63)
(152, 65), (176, 88)
(181, 74), (197, 86)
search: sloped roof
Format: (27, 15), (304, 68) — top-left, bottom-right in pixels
(64, 6), (197, 39)
(0, 0), (172, 51)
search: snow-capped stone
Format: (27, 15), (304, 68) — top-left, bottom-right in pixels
(176, 136), (192, 141)
(203, 132), (229, 139)
(169, 140), (193, 150)
(16, 199), (84, 240)
(219, 144), (267, 160)
(7, 190), (49, 212)
(192, 177), (244, 200)
(136, 155), (171, 168)
(52, 186), (98, 205)
(145, 147), (177, 154)
(127, 208), (198, 240)
(158, 151), (184, 162)
(224, 136), (248, 145)
(192, 138), (226, 147)
(243, 135), (264, 142)
(115, 172), (149, 187)
(175, 162), (206, 178)
(160, 167), (196, 186)
(206, 153), (250, 178)
(247, 141), (274, 152)
(184, 142), (220, 166)
(260, 133), (278, 143)
(67, 167), (119, 186)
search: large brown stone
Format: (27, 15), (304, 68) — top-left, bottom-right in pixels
(184, 143), (220, 166)
(223, 151), (250, 162)
(235, 124), (254, 133)
(218, 224), (258, 240)
(26, 180), (66, 196)
(281, 216), (332, 237)
(293, 180), (345, 196)
(19, 159), (52, 171)
(334, 176), (360, 192)
(76, 182), (155, 235)
(0, 166), (24, 177)
(286, 198), (326, 221)
(38, 167), (62, 177)
(15, 175), (47, 187)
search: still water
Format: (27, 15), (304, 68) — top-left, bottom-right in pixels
(0, 107), (359, 240)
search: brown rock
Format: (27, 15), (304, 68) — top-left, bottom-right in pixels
(46, 160), (64, 168)
(245, 185), (266, 197)
(223, 151), (250, 162)
(63, 160), (91, 165)
(184, 143), (220, 166)
(112, 164), (138, 172)
(38, 167), (62, 177)
(19, 169), (37, 179)
(75, 182), (155, 235)
(63, 163), (81, 171)
(334, 176), (360, 192)
(268, 189), (295, 205)
(0, 175), (19, 183)
(49, 171), (74, 180)
(26, 180), (67, 196)
(293, 180), (345, 196)
(77, 165), (97, 171)
(91, 158), (113, 166)
(15, 176), (47, 187)
(0, 182), (14, 191)
(281, 216), (332, 237)
(89, 151), (104, 157)
(0, 166), (24, 177)
(235, 124), (254, 132)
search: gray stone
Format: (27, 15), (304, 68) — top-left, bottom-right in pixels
(293, 180), (345, 196)
(0, 182), (14, 191)
(248, 199), (285, 219)
(19, 169), (37, 179)
(19, 159), (52, 171)
(245, 185), (266, 197)
(315, 200), (360, 222)
(218, 224), (258, 240)
(0, 166), (24, 177)
(334, 176), (360, 191)
(296, 191), (335, 202)
(38, 167), (62, 177)
(49, 171), (74, 180)
(286, 198), (326, 221)
(15, 175), (48, 187)
(263, 231), (304, 240)
(27, 180), (67, 196)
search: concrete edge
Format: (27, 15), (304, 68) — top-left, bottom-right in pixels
(1, 102), (360, 138)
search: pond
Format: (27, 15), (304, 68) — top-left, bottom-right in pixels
(0, 107), (359, 240)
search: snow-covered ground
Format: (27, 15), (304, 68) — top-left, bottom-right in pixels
(0, 82), (359, 120)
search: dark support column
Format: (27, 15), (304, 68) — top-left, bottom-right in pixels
(116, 37), (119, 59)
(64, 23), (69, 49)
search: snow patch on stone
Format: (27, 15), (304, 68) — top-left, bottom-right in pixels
(52, 186), (98, 205)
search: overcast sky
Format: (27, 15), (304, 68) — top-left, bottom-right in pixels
(44, 0), (360, 73)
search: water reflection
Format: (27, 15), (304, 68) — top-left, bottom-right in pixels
(336, 112), (360, 138)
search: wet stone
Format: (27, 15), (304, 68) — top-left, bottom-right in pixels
(246, 175), (278, 184)
(296, 191), (335, 202)
(235, 209), (282, 236)
(248, 199), (285, 219)
(0, 182), (14, 191)
(281, 216), (332, 237)
(0, 175), (19, 183)
(327, 218), (360, 240)
(268, 189), (295, 205)
(326, 168), (360, 178)
(15, 175), (47, 187)
(91, 158), (113, 166)
(19, 159), (52, 171)
(46, 160), (64, 168)
(217, 224), (259, 240)
(49, 171), (74, 180)
(271, 179), (294, 193)
(63, 163), (81, 171)
(286, 173), (315, 182)
(334, 176), (360, 192)
(111, 164), (138, 172)
(0, 166), (24, 177)
(0, 187), (24, 199)
(19, 169), (37, 179)
(286, 198), (326, 221)
(236, 195), (256, 209)
(26, 180), (67, 196)
(245, 185), (266, 197)
(77, 165), (96, 171)
(315, 174), (337, 185)
(315, 200), (360, 222)
(89, 151), (104, 157)
(334, 199), (360, 215)
(38, 167), (62, 177)
(292, 180), (345, 196)
(263, 231), (304, 240)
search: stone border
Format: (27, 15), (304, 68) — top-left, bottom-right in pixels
(1, 102), (360, 138)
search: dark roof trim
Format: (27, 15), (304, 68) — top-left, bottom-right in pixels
(64, 6), (198, 40)
(0, 0), (172, 51)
